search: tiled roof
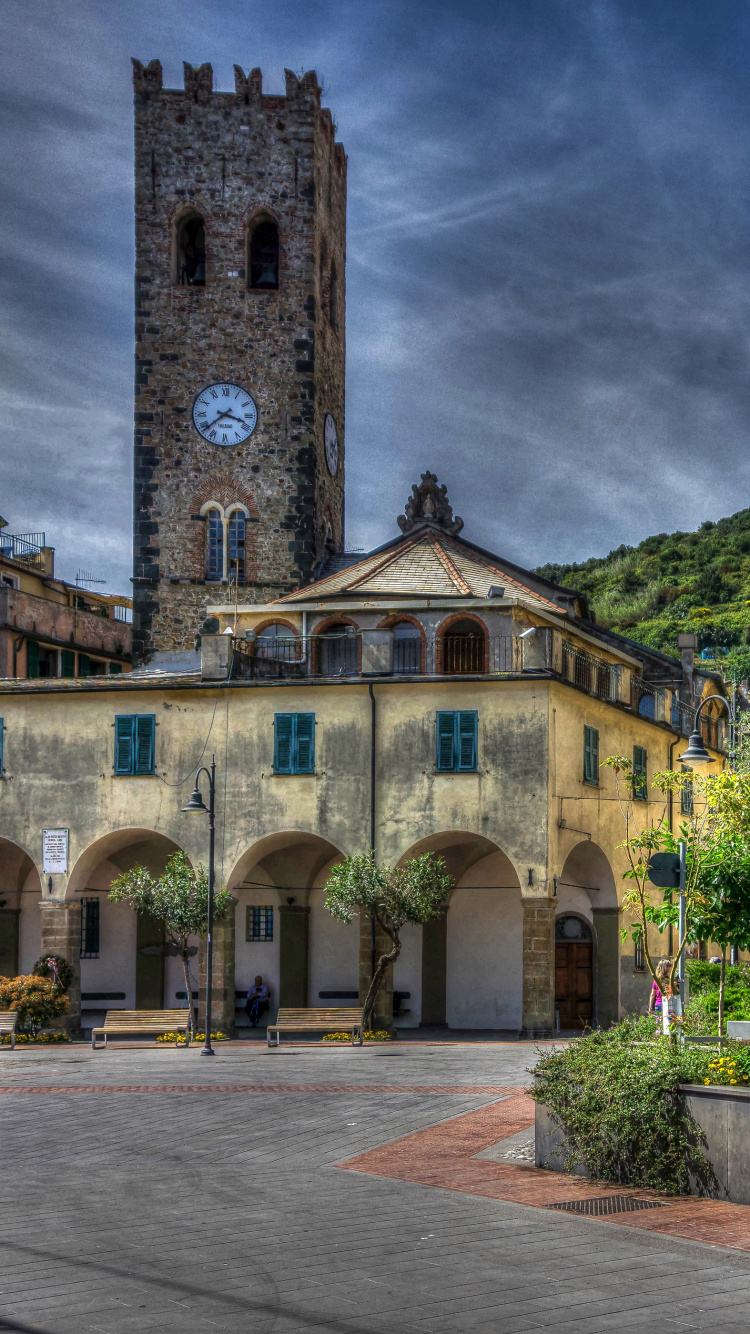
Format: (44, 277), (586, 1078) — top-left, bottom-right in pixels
(276, 530), (563, 612)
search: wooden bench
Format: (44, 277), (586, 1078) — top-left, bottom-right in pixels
(91, 1010), (191, 1049)
(0, 1012), (19, 1051)
(268, 1007), (364, 1047)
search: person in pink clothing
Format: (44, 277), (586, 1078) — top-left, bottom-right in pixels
(648, 958), (672, 1019)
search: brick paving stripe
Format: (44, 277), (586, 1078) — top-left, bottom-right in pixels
(0, 1082), (523, 1095)
(339, 1091), (750, 1253)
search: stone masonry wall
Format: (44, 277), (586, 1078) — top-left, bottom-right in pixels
(132, 61), (346, 663)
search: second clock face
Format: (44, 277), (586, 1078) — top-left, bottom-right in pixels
(192, 383), (258, 446)
(324, 412), (339, 476)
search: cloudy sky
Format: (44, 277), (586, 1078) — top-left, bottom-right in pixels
(2, 0), (749, 592)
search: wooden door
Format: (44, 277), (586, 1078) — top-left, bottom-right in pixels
(555, 941), (593, 1029)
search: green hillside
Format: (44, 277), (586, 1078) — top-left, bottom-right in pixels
(536, 507), (750, 672)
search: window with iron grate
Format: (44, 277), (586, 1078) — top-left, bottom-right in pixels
(246, 906), (274, 942)
(81, 898), (100, 958)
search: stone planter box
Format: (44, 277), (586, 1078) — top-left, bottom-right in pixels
(535, 1084), (750, 1204)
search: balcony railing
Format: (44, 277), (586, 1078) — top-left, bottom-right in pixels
(0, 532), (45, 567)
(562, 641), (621, 703)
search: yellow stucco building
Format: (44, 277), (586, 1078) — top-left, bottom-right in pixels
(0, 476), (728, 1036)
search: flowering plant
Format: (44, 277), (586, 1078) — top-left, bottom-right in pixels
(0, 975), (68, 1035)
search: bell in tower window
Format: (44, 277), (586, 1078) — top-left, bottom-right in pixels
(176, 212), (206, 286)
(249, 218), (279, 290)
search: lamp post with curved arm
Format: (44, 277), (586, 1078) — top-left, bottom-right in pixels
(678, 694), (735, 767)
(181, 757), (216, 1057)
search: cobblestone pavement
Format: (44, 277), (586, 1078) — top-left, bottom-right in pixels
(2, 1041), (750, 1332)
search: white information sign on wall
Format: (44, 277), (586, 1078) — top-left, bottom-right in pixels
(42, 828), (69, 874)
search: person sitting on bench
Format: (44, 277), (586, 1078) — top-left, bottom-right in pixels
(246, 976), (270, 1027)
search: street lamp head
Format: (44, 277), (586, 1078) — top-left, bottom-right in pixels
(678, 729), (712, 766)
(181, 784), (208, 813)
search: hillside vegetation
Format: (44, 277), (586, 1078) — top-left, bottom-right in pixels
(536, 507), (750, 670)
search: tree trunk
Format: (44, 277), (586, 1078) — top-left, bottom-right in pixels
(362, 939), (400, 1032)
(181, 951), (194, 1039)
(718, 945), (727, 1037)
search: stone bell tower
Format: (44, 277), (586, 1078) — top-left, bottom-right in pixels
(132, 60), (347, 665)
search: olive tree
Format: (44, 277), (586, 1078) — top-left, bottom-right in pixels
(109, 851), (233, 1037)
(324, 852), (454, 1029)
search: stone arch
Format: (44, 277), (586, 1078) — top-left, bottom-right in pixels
(65, 829), (190, 1031)
(378, 613), (426, 674)
(172, 204), (206, 287)
(436, 612), (489, 675)
(0, 836), (42, 979)
(227, 832), (347, 1022)
(311, 616), (361, 676)
(395, 832), (523, 1031)
(246, 208), (280, 290)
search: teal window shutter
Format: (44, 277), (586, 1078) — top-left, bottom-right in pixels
(114, 715), (135, 774)
(134, 715), (156, 775)
(61, 649), (75, 678)
(26, 639), (39, 678)
(583, 725), (599, 784)
(0, 718), (3, 776)
(109, 662), (122, 675)
(457, 711), (478, 771)
(79, 654), (91, 678)
(436, 712), (456, 772)
(633, 745), (647, 800)
(295, 713), (315, 774)
(274, 714), (294, 773)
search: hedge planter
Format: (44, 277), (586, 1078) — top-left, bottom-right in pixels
(535, 1084), (750, 1204)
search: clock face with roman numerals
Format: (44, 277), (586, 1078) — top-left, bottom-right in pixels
(192, 383), (258, 446)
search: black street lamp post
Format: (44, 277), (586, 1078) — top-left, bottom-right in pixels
(181, 756), (217, 1057)
(678, 695), (735, 767)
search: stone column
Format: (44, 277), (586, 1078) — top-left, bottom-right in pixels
(421, 912), (447, 1026)
(40, 900), (81, 1035)
(358, 912), (393, 1031)
(198, 896), (236, 1034)
(521, 899), (555, 1038)
(593, 907), (620, 1029)
(278, 905), (310, 1008)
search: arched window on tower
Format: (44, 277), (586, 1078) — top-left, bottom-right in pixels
(329, 261), (338, 330)
(205, 508), (223, 581)
(249, 218), (279, 290)
(175, 212), (206, 286)
(228, 510), (246, 586)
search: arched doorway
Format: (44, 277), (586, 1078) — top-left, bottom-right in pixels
(557, 840), (619, 1028)
(0, 837), (42, 977)
(228, 832), (346, 1025)
(555, 915), (593, 1029)
(68, 830), (188, 1029)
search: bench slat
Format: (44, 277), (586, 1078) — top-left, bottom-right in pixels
(92, 1009), (192, 1049)
(0, 1012), (20, 1050)
(268, 1006), (365, 1047)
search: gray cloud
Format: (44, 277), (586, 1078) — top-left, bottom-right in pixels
(1, 0), (749, 589)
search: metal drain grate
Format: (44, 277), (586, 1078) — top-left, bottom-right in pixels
(547, 1194), (666, 1216)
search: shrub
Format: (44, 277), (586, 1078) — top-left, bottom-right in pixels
(322, 1030), (392, 1042)
(0, 975), (69, 1035)
(155, 1031), (228, 1044)
(531, 1022), (713, 1193)
(1, 1032), (70, 1045)
(32, 954), (74, 992)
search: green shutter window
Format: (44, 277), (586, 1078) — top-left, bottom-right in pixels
(134, 715), (156, 775)
(61, 649), (75, 678)
(114, 715), (135, 774)
(436, 711), (477, 773)
(79, 654), (91, 678)
(109, 662), (122, 675)
(294, 713), (316, 774)
(583, 725), (599, 784)
(274, 713), (315, 774)
(114, 715), (155, 776)
(633, 745), (647, 801)
(0, 718), (3, 776)
(436, 711), (456, 772)
(26, 639), (39, 678)
(274, 714), (294, 773)
(457, 711), (478, 772)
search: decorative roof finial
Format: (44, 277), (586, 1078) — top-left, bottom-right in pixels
(397, 472), (464, 537)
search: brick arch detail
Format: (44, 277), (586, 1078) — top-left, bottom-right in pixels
(252, 616), (302, 663)
(189, 478), (259, 583)
(377, 612), (426, 674)
(436, 611), (489, 675)
(311, 614), (361, 675)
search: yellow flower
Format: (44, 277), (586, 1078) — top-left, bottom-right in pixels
(731, 1079), (738, 1085)
(704, 1078), (711, 1085)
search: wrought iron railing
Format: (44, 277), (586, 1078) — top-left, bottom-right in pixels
(0, 532), (45, 566)
(562, 641), (621, 702)
(393, 636), (421, 674)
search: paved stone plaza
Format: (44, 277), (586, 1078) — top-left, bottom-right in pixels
(3, 1041), (750, 1332)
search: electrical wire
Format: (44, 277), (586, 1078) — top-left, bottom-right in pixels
(155, 681), (222, 788)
